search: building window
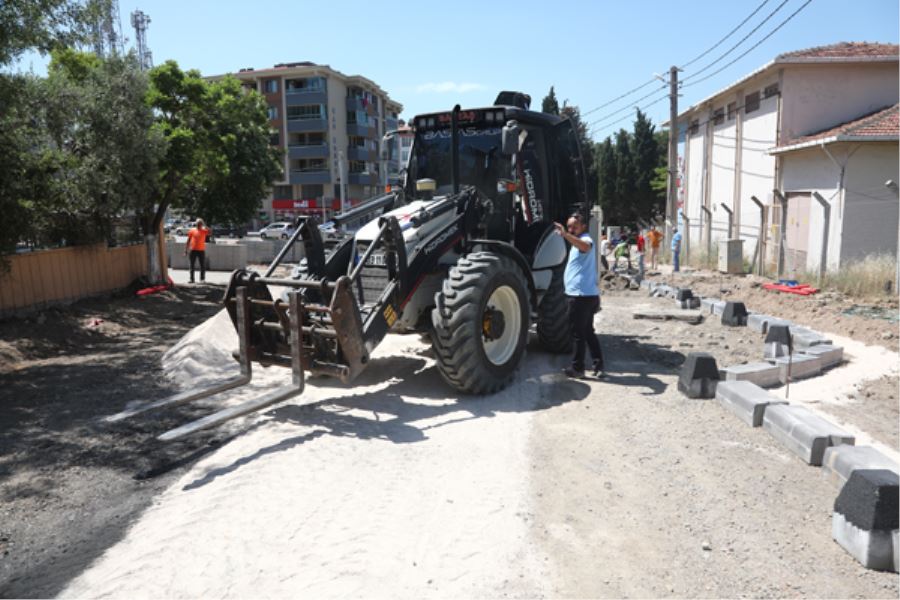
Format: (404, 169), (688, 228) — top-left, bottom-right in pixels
(713, 107), (725, 126)
(269, 131), (280, 146)
(689, 119), (699, 135)
(764, 83), (780, 99)
(273, 185), (292, 199)
(349, 160), (366, 174)
(286, 77), (326, 93)
(745, 91), (760, 114)
(286, 104), (325, 120)
(264, 80), (278, 93)
(293, 159), (327, 172)
(267, 105), (278, 120)
(289, 132), (325, 146)
(301, 184), (324, 197)
(726, 102), (736, 121)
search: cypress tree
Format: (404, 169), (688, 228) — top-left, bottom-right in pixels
(541, 86), (559, 115)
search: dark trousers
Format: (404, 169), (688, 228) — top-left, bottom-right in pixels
(567, 295), (603, 372)
(189, 250), (206, 282)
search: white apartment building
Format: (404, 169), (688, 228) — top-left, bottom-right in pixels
(674, 42), (898, 276)
(216, 61), (402, 222)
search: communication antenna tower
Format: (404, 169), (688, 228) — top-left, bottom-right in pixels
(131, 9), (153, 71)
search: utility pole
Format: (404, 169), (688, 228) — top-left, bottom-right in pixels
(666, 65), (680, 251)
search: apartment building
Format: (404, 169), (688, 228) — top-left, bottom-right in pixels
(674, 42), (898, 276)
(221, 61), (402, 222)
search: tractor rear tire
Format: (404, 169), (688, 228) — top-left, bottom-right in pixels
(431, 252), (530, 394)
(537, 266), (571, 353)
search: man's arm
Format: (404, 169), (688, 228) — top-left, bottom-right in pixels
(553, 222), (592, 253)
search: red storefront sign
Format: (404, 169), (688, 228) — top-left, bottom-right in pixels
(272, 199), (318, 210)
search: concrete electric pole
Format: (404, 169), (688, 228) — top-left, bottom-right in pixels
(666, 65), (680, 251)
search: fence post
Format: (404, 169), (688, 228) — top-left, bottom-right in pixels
(773, 189), (788, 279)
(812, 192), (831, 287)
(700, 205), (712, 268)
(719, 202), (734, 239)
(680, 210), (690, 266)
(750, 196), (766, 276)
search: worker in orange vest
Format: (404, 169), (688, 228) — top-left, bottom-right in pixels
(184, 218), (210, 283)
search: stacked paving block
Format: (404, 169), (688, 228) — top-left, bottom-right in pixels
(762, 404), (855, 466)
(823, 445), (900, 488)
(675, 288), (701, 309)
(832, 469), (899, 572)
(763, 324), (794, 360)
(715, 380), (787, 426)
(721, 301), (749, 326)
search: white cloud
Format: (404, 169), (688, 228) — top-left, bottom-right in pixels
(415, 81), (486, 94)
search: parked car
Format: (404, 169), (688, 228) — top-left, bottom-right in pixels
(174, 220), (197, 236)
(258, 222), (295, 240)
(211, 223), (248, 238)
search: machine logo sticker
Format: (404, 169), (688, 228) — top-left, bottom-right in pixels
(424, 223), (459, 256)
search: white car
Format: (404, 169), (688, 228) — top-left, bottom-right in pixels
(259, 222), (296, 240)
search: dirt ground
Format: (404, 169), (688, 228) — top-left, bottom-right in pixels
(0, 270), (898, 597)
(656, 269), (900, 351)
(0, 284), (226, 597)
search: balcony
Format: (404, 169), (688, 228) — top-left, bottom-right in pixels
(348, 172), (376, 186)
(385, 118), (399, 132)
(288, 144), (329, 159)
(347, 146), (375, 161)
(286, 90), (327, 106)
(346, 122), (377, 138)
(287, 118), (327, 133)
(289, 170), (331, 185)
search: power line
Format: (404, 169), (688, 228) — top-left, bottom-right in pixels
(680, 0), (773, 68)
(589, 94), (670, 138)
(682, 0), (814, 89)
(681, 0), (792, 82)
(586, 86), (668, 127)
(582, 78), (659, 118)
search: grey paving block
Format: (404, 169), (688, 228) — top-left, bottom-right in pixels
(700, 297), (718, 314)
(639, 279), (652, 289)
(721, 361), (782, 388)
(801, 345), (844, 369)
(823, 445), (900, 488)
(711, 300), (727, 316)
(676, 297), (701, 309)
(773, 353), (822, 383)
(748, 313), (774, 333)
(762, 404), (855, 465)
(763, 341), (791, 360)
(832, 513), (897, 572)
(832, 469), (899, 572)
(716, 380), (788, 427)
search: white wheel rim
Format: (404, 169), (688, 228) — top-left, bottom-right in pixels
(482, 285), (521, 366)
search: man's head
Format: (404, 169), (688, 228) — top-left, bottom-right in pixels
(196, 218), (205, 228)
(650, 225), (656, 232)
(565, 212), (588, 236)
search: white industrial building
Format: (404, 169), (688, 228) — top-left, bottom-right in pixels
(674, 42), (899, 277)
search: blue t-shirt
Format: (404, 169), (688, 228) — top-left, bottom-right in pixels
(671, 231), (683, 252)
(564, 233), (599, 296)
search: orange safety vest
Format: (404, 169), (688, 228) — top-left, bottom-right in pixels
(187, 227), (209, 252)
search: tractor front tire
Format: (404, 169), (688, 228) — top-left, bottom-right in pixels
(537, 266), (571, 353)
(431, 252), (530, 395)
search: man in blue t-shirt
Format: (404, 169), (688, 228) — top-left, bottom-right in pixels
(553, 212), (605, 378)
(671, 227), (683, 272)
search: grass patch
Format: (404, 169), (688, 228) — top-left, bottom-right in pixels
(802, 254), (897, 298)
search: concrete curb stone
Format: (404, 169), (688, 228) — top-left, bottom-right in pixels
(716, 380), (788, 427)
(762, 404), (855, 466)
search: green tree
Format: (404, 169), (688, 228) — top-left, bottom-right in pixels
(631, 109), (662, 221)
(0, 0), (97, 66)
(31, 49), (160, 246)
(596, 137), (617, 220)
(144, 61), (283, 233)
(613, 128), (636, 223)
(560, 102), (598, 207)
(541, 86), (559, 115)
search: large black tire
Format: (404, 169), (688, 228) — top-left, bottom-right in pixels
(431, 252), (530, 394)
(537, 266), (571, 354)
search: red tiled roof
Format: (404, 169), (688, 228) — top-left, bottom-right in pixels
(778, 104), (899, 149)
(778, 42), (898, 60)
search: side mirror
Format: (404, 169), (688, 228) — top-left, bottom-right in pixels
(501, 120), (521, 156)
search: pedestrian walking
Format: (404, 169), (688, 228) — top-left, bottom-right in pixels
(647, 225), (663, 270)
(184, 218), (210, 283)
(636, 227), (646, 280)
(598, 234), (610, 272)
(671, 227), (683, 272)
(553, 213), (604, 379)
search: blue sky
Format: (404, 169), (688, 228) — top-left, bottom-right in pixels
(14, 0), (899, 141)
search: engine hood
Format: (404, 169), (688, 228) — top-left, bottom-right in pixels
(354, 198), (448, 243)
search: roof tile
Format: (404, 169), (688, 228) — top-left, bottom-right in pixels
(778, 41), (898, 60)
(785, 104), (899, 146)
